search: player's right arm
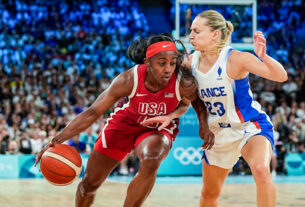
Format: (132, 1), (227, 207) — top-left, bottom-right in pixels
(34, 67), (135, 166)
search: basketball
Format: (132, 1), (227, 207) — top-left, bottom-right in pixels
(40, 144), (82, 186)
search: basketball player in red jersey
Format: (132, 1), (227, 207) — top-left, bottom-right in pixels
(34, 34), (201, 207)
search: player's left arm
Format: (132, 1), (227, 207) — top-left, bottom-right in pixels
(166, 71), (198, 119)
(228, 31), (287, 82)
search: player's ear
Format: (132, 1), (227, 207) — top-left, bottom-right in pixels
(144, 57), (150, 66)
(212, 30), (221, 41)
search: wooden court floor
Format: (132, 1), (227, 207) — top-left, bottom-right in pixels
(0, 178), (304, 207)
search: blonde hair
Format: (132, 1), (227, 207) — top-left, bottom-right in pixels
(197, 10), (234, 51)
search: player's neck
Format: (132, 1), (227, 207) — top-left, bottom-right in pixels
(199, 49), (220, 66)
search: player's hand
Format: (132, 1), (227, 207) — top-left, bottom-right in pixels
(198, 126), (215, 150)
(140, 115), (172, 131)
(34, 142), (55, 167)
(254, 31), (267, 60)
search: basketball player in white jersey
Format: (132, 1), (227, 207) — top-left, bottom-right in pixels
(142, 10), (287, 207)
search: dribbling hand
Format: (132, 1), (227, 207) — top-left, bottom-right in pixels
(254, 31), (267, 60)
(34, 141), (55, 167)
(199, 126), (215, 150)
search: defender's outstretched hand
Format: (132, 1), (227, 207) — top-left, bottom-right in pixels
(141, 115), (172, 131)
(254, 31), (267, 60)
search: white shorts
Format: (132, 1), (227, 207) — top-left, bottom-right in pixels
(202, 121), (274, 169)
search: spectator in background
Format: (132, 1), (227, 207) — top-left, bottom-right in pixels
(31, 129), (44, 154)
(288, 130), (299, 152)
(18, 130), (32, 154)
(8, 139), (18, 154)
(293, 118), (305, 146)
(0, 128), (10, 154)
(79, 126), (98, 152)
(68, 135), (87, 153)
(282, 75), (298, 99)
(185, 8), (193, 35)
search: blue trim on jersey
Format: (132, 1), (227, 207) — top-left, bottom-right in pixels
(233, 76), (260, 122)
(252, 113), (275, 146)
(201, 150), (210, 164)
(232, 76), (274, 146)
(225, 48), (233, 61)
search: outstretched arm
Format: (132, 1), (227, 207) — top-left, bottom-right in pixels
(229, 31), (287, 82)
(34, 68), (134, 166)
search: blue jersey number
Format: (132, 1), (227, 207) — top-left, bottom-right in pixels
(205, 101), (225, 116)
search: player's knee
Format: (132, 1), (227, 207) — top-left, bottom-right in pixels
(79, 180), (100, 196)
(201, 187), (221, 201)
(251, 164), (271, 183)
(139, 158), (162, 175)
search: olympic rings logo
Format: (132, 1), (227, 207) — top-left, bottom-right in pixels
(173, 147), (202, 165)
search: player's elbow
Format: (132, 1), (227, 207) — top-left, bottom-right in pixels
(277, 71), (288, 82)
(86, 106), (102, 120)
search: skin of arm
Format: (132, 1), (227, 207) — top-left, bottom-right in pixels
(227, 31), (287, 82)
(168, 71), (198, 119)
(191, 97), (214, 149)
(165, 58), (198, 120)
(52, 69), (134, 144)
(183, 55), (215, 149)
(34, 68), (134, 166)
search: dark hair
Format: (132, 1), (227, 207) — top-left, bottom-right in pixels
(126, 34), (187, 69)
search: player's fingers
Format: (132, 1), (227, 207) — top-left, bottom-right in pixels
(257, 36), (266, 44)
(204, 137), (212, 150)
(158, 122), (169, 131)
(207, 135), (215, 150)
(34, 153), (42, 167)
(254, 31), (261, 39)
(201, 138), (210, 149)
(141, 118), (159, 126)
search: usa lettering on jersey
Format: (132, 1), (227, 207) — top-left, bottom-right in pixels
(138, 102), (167, 116)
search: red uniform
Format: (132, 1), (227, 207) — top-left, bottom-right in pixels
(94, 64), (181, 161)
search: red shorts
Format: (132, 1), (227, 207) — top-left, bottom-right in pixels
(94, 119), (179, 161)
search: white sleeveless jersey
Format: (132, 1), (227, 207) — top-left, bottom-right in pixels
(191, 46), (273, 133)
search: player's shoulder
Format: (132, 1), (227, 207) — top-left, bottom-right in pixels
(229, 50), (255, 65)
(111, 65), (137, 90)
(179, 66), (197, 93)
(182, 52), (196, 70)
(116, 65), (136, 81)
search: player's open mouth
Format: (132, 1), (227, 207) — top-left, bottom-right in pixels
(162, 76), (170, 81)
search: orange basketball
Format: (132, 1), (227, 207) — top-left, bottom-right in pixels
(40, 144), (82, 186)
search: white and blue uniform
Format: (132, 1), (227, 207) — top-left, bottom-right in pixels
(191, 46), (274, 169)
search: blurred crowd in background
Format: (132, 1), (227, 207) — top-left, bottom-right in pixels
(0, 0), (305, 176)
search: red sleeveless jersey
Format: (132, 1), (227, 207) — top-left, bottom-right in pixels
(113, 64), (181, 125)
(96, 64), (181, 153)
